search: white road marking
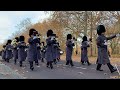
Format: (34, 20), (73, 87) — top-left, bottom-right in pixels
(78, 72), (85, 75)
(115, 64), (120, 75)
(37, 66), (40, 67)
(75, 66), (87, 69)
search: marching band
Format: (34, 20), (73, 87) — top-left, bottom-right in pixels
(1, 25), (120, 73)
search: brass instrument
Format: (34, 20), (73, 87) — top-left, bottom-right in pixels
(11, 39), (18, 48)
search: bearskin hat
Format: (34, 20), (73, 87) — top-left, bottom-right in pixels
(47, 29), (53, 37)
(7, 39), (12, 44)
(67, 34), (72, 40)
(3, 45), (6, 48)
(82, 36), (87, 42)
(15, 37), (19, 42)
(29, 28), (36, 37)
(19, 35), (25, 42)
(97, 25), (106, 35)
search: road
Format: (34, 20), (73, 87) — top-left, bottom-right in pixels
(0, 57), (120, 79)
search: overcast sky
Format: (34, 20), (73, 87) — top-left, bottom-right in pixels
(0, 11), (50, 44)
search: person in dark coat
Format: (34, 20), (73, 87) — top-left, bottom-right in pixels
(52, 34), (59, 64)
(1, 45), (6, 61)
(12, 37), (19, 64)
(81, 36), (91, 65)
(17, 35), (27, 67)
(45, 29), (56, 69)
(5, 40), (13, 63)
(27, 29), (40, 70)
(36, 43), (41, 64)
(56, 43), (61, 62)
(66, 34), (75, 66)
(36, 34), (41, 65)
(41, 42), (46, 62)
(54, 36), (61, 62)
(25, 43), (29, 60)
(96, 25), (120, 73)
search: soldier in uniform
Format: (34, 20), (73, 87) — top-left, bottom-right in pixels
(36, 33), (41, 65)
(96, 25), (120, 73)
(81, 36), (91, 65)
(56, 42), (61, 62)
(41, 42), (46, 62)
(1, 45), (6, 61)
(66, 34), (75, 66)
(11, 37), (19, 64)
(17, 35), (27, 67)
(52, 34), (59, 64)
(25, 43), (29, 61)
(27, 29), (40, 70)
(5, 40), (13, 63)
(45, 29), (56, 69)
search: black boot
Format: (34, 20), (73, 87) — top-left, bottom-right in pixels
(81, 61), (85, 65)
(41, 58), (44, 62)
(20, 61), (22, 67)
(4, 58), (6, 61)
(87, 61), (91, 66)
(29, 61), (34, 71)
(7, 59), (9, 63)
(96, 64), (103, 71)
(14, 59), (16, 65)
(47, 62), (50, 68)
(50, 61), (53, 69)
(96, 58), (98, 64)
(109, 63), (114, 69)
(57, 58), (60, 62)
(35, 60), (39, 66)
(107, 63), (117, 73)
(66, 61), (69, 65)
(70, 60), (74, 66)
(53, 59), (57, 64)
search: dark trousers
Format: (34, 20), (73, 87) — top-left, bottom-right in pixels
(20, 61), (23, 67)
(47, 61), (53, 69)
(29, 61), (34, 68)
(6, 58), (9, 62)
(35, 60), (39, 65)
(14, 59), (17, 64)
(53, 59), (57, 64)
(97, 63), (114, 72)
(66, 60), (74, 66)
(41, 58), (44, 62)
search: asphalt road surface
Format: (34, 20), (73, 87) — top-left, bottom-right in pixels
(0, 57), (120, 79)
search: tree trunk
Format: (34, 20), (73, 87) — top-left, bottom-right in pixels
(90, 11), (93, 56)
(84, 11), (87, 36)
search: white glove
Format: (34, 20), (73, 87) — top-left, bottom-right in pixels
(87, 41), (90, 45)
(116, 33), (120, 37)
(51, 37), (55, 40)
(37, 44), (40, 47)
(25, 49), (27, 51)
(104, 42), (108, 45)
(72, 40), (75, 44)
(8, 48), (11, 50)
(33, 36), (37, 39)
